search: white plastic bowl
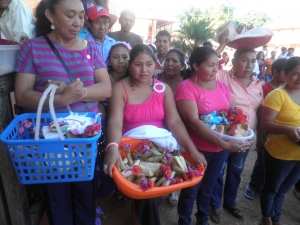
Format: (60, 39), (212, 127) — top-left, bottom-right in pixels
(213, 128), (254, 141)
(0, 45), (20, 76)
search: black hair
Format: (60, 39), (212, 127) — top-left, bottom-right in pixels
(283, 57), (300, 74)
(233, 49), (256, 61)
(166, 48), (186, 76)
(202, 41), (213, 48)
(35, 0), (66, 37)
(106, 43), (130, 76)
(271, 58), (287, 76)
(156, 30), (171, 42)
(256, 51), (265, 60)
(288, 48), (295, 51)
(184, 47), (217, 79)
(120, 9), (135, 19)
(281, 47), (287, 51)
(147, 44), (157, 53)
(129, 44), (155, 64)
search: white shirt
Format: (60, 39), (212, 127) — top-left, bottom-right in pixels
(0, 0), (35, 43)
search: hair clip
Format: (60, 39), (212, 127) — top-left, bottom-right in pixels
(117, 41), (132, 50)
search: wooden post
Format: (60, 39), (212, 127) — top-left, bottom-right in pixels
(0, 73), (44, 225)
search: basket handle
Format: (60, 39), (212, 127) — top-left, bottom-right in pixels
(34, 84), (65, 141)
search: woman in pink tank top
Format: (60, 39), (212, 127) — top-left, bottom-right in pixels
(103, 44), (207, 225)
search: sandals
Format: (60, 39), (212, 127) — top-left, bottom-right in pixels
(244, 185), (256, 200)
(293, 188), (300, 200)
(210, 208), (221, 224)
(168, 192), (179, 206)
(223, 204), (243, 218)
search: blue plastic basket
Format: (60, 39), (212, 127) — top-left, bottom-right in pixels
(0, 112), (101, 184)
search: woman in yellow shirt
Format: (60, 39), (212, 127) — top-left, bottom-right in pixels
(260, 57), (300, 225)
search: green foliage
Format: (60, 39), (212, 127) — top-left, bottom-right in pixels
(237, 10), (273, 27)
(171, 37), (193, 54)
(176, 8), (214, 50)
(202, 4), (235, 30)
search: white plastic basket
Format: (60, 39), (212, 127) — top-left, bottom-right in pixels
(0, 45), (20, 76)
(213, 128), (254, 141)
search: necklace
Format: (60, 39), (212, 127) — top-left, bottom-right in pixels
(129, 76), (135, 91)
(129, 76), (155, 91)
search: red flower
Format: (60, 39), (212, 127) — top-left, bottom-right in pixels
(159, 164), (167, 174)
(164, 168), (172, 179)
(83, 123), (102, 137)
(183, 172), (195, 181)
(131, 165), (142, 176)
(140, 179), (154, 192)
(171, 178), (183, 185)
(148, 179), (154, 188)
(194, 165), (205, 174)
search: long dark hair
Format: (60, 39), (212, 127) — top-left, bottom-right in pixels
(107, 43), (131, 77)
(166, 48), (186, 77)
(184, 47), (217, 80)
(35, 0), (65, 37)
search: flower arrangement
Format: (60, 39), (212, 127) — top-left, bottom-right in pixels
(18, 119), (101, 139)
(18, 119), (35, 136)
(200, 107), (250, 137)
(119, 140), (204, 192)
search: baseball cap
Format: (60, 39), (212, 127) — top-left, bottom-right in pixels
(88, 5), (117, 29)
(83, 1), (94, 14)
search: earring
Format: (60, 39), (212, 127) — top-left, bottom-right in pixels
(194, 72), (198, 83)
(51, 24), (55, 30)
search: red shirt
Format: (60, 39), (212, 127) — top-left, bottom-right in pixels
(262, 82), (274, 98)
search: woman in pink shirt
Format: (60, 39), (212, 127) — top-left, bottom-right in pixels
(103, 44), (206, 225)
(210, 49), (263, 220)
(175, 47), (251, 225)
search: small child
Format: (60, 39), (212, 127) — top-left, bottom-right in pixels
(244, 58), (287, 200)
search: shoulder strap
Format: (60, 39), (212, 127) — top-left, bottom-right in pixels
(120, 81), (128, 105)
(44, 35), (88, 112)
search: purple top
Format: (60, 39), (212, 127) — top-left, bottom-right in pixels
(15, 36), (106, 113)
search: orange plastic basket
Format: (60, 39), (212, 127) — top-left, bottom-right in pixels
(112, 137), (204, 199)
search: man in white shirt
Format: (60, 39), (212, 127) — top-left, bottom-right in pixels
(277, 47), (288, 59)
(0, 0), (35, 44)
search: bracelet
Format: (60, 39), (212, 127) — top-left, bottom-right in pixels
(105, 142), (118, 151)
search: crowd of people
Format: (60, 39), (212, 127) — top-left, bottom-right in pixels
(1, 0), (300, 225)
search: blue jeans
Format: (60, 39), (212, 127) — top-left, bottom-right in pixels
(260, 151), (300, 222)
(178, 150), (226, 225)
(210, 149), (249, 209)
(249, 149), (265, 191)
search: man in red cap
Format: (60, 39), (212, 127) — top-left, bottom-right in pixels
(107, 9), (143, 48)
(85, 5), (117, 60)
